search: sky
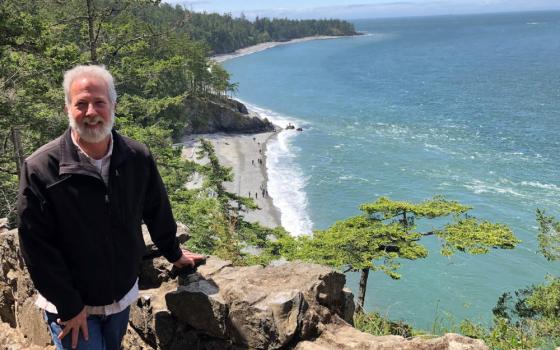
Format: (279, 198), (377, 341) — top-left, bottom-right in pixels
(165, 0), (560, 19)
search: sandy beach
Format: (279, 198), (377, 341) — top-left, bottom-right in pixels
(181, 132), (282, 228)
(212, 35), (351, 63)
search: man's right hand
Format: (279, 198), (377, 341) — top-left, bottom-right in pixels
(173, 249), (206, 269)
(57, 307), (89, 349)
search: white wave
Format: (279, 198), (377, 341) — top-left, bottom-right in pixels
(464, 179), (525, 197)
(520, 181), (560, 192)
(424, 143), (446, 153)
(360, 32), (398, 41)
(374, 123), (410, 138)
(242, 100), (313, 236)
(338, 175), (370, 183)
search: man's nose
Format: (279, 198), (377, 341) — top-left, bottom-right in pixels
(86, 103), (97, 116)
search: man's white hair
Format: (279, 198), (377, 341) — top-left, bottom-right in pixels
(63, 65), (117, 107)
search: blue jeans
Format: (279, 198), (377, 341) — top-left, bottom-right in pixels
(44, 307), (130, 350)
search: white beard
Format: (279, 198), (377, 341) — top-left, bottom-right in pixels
(68, 112), (114, 143)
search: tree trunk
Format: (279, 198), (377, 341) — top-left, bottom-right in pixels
(86, 0), (98, 63)
(357, 268), (370, 312)
(10, 128), (24, 179)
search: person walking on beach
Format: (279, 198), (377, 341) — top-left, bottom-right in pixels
(17, 65), (205, 349)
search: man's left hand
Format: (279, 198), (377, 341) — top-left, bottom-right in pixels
(173, 249), (206, 269)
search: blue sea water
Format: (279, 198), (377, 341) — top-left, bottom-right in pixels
(223, 11), (560, 330)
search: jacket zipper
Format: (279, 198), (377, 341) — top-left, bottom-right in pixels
(107, 167), (122, 303)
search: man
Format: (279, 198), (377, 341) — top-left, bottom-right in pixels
(17, 65), (204, 349)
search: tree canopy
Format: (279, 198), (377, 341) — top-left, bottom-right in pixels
(281, 196), (519, 309)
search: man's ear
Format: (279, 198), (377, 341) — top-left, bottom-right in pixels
(64, 105), (68, 113)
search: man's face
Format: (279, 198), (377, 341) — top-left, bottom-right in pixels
(67, 76), (114, 143)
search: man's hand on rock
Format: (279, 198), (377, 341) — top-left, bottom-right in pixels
(57, 307), (88, 349)
(173, 249), (206, 269)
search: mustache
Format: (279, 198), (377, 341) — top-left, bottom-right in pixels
(82, 116), (105, 125)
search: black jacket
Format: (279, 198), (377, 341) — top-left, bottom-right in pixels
(17, 129), (181, 321)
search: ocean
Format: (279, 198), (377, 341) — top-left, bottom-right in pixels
(222, 11), (560, 330)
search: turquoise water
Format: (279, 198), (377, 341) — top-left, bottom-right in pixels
(223, 11), (560, 330)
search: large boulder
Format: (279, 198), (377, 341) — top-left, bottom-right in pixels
(127, 280), (239, 350)
(295, 323), (489, 350)
(164, 257), (354, 350)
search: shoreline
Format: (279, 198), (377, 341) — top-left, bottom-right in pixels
(212, 34), (358, 63)
(181, 131), (282, 229)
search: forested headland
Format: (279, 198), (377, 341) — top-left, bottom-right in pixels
(153, 4), (359, 54)
(1, 1), (558, 348)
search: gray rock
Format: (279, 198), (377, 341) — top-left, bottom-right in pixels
(127, 281), (238, 350)
(341, 288), (355, 325)
(0, 230), (52, 346)
(166, 257), (354, 349)
(128, 282), (177, 348)
(166, 279), (228, 338)
(227, 289), (306, 349)
(142, 223), (190, 258)
(295, 324), (489, 350)
(139, 256), (174, 290)
(139, 223), (190, 289)
(16, 298), (52, 347)
(0, 321), (55, 350)
(0, 218), (7, 233)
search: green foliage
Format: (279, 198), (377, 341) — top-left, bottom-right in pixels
(536, 209), (560, 261)
(438, 218), (519, 256)
(360, 195), (470, 221)
(460, 318), (543, 350)
(492, 287), (537, 321)
(286, 214), (427, 279)
(526, 277), (560, 323)
(282, 196), (518, 310)
(1, 0), (70, 222)
(354, 311), (412, 338)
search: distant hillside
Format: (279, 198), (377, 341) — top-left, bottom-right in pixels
(148, 4), (359, 54)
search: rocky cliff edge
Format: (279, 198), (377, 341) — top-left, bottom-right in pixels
(0, 227), (488, 349)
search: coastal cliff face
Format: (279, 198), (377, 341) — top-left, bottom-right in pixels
(184, 97), (276, 134)
(0, 227), (489, 349)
